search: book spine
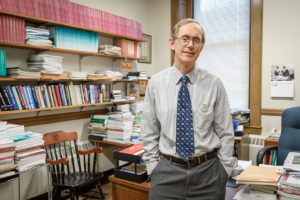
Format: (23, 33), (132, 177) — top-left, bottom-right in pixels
(11, 86), (22, 110)
(54, 85), (62, 106)
(64, 84), (71, 106)
(58, 83), (65, 106)
(272, 150), (277, 165)
(41, 85), (48, 107)
(6, 85), (19, 110)
(30, 86), (40, 108)
(15, 85), (26, 109)
(0, 86), (13, 110)
(43, 85), (50, 108)
(50, 85), (58, 107)
(22, 85), (31, 109)
(36, 86), (45, 108)
(26, 85), (36, 109)
(0, 90), (9, 111)
(269, 150), (274, 165)
(46, 85), (54, 107)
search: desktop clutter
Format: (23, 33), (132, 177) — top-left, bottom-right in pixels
(230, 152), (300, 200)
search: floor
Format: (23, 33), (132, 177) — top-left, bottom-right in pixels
(77, 182), (112, 200)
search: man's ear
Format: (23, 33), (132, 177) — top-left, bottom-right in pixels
(169, 37), (175, 51)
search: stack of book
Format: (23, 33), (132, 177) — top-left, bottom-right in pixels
(11, 132), (46, 172)
(0, 121), (6, 137)
(114, 39), (139, 58)
(111, 89), (125, 102)
(0, 0), (143, 39)
(88, 115), (109, 140)
(107, 106), (134, 142)
(0, 50), (6, 77)
(98, 45), (121, 56)
(26, 26), (53, 47)
(0, 138), (17, 178)
(6, 123), (25, 137)
(277, 152), (300, 199)
(27, 54), (64, 75)
(0, 14), (25, 44)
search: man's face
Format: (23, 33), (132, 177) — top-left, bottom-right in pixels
(170, 23), (204, 66)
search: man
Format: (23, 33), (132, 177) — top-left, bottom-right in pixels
(141, 18), (237, 200)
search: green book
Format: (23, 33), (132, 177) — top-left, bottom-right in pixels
(0, 50), (6, 76)
(272, 150), (277, 165)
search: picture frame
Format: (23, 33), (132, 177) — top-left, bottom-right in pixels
(138, 34), (152, 63)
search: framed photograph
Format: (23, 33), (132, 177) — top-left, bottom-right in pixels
(138, 34), (152, 63)
(127, 82), (140, 99)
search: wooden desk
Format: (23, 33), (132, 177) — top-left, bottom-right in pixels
(109, 175), (243, 200)
(109, 175), (150, 200)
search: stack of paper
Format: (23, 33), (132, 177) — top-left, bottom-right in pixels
(236, 165), (281, 186)
(6, 67), (41, 79)
(27, 54), (64, 74)
(277, 152), (300, 199)
(69, 71), (88, 80)
(130, 102), (144, 115)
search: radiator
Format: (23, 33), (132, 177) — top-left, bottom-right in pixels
(241, 134), (266, 165)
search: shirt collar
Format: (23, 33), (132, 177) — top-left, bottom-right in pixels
(171, 65), (197, 85)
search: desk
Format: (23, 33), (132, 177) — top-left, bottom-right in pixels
(0, 164), (52, 200)
(109, 175), (243, 200)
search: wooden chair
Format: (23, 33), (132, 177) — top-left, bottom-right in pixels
(43, 131), (105, 200)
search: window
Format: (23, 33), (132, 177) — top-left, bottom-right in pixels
(194, 0), (250, 109)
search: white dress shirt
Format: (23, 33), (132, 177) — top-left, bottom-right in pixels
(141, 66), (237, 176)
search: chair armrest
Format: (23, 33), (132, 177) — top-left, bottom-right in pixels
(256, 145), (278, 165)
(46, 158), (69, 166)
(77, 147), (103, 155)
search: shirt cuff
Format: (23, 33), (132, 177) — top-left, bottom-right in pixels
(146, 160), (159, 175)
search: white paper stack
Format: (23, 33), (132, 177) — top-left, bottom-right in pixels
(130, 102), (144, 115)
(27, 54), (64, 74)
(69, 71), (88, 79)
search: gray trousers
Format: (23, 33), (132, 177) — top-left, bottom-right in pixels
(149, 157), (228, 200)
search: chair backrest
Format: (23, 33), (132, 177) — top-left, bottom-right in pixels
(43, 131), (98, 180)
(277, 106), (300, 165)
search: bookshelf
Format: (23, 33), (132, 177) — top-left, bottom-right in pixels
(0, 5), (147, 124)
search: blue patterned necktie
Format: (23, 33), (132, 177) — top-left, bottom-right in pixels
(176, 75), (194, 161)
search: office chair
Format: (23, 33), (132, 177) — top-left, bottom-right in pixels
(257, 106), (300, 165)
(43, 131), (106, 200)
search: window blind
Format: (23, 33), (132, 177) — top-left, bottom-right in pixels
(194, 0), (250, 109)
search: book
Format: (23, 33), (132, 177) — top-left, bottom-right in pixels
(118, 143), (143, 155)
(236, 165), (281, 186)
(6, 85), (19, 110)
(272, 150), (277, 165)
(11, 86), (23, 110)
(268, 150), (273, 165)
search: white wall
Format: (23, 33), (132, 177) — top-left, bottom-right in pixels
(261, 0), (300, 135)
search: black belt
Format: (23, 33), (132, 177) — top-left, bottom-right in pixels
(162, 151), (217, 166)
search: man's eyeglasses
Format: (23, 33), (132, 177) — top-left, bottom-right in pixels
(176, 36), (202, 47)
